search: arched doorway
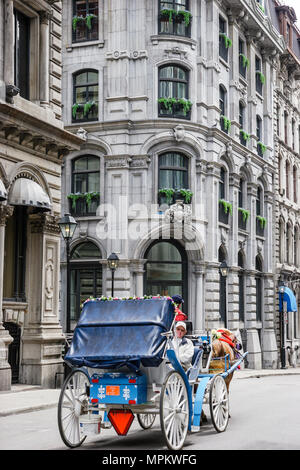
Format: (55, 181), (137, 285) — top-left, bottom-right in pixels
(70, 241), (102, 331)
(144, 240), (188, 313)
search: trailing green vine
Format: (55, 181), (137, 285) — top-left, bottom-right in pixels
(176, 10), (193, 27)
(158, 188), (175, 204)
(258, 142), (267, 154)
(72, 15), (85, 32)
(83, 101), (97, 116)
(72, 103), (83, 119)
(179, 189), (193, 203)
(220, 115), (231, 132)
(256, 71), (265, 84)
(160, 9), (192, 26)
(257, 215), (267, 229)
(86, 14), (97, 30)
(238, 207), (250, 222)
(219, 33), (232, 49)
(239, 53), (249, 69)
(240, 130), (250, 142)
(158, 98), (192, 116)
(67, 192), (100, 209)
(219, 199), (233, 215)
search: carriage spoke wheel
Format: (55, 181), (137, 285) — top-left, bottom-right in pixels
(58, 369), (90, 448)
(137, 413), (156, 430)
(160, 371), (189, 451)
(209, 374), (229, 433)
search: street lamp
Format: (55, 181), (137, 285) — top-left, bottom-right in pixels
(107, 252), (119, 297)
(59, 213), (77, 333)
(219, 260), (228, 328)
(278, 281), (287, 369)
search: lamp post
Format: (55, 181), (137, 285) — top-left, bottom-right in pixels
(279, 282), (287, 369)
(58, 213), (77, 333)
(219, 260), (228, 328)
(107, 252), (119, 297)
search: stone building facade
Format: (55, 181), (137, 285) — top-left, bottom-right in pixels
(61, 0), (286, 369)
(0, 0), (82, 390)
(270, 1), (300, 366)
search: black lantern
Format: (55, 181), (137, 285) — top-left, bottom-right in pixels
(59, 213), (77, 333)
(108, 252), (119, 297)
(219, 260), (228, 277)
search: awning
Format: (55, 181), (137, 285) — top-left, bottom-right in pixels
(279, 286), (297, 312)
(0, 178), (7, 201)
(8, 178), (52, 211)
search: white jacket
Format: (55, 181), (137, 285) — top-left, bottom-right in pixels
(171, 336), (194, 370)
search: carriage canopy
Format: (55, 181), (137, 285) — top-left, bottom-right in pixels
(65, 297), (175, 370)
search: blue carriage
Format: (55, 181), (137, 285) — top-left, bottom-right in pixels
(57, 296), (247, 450)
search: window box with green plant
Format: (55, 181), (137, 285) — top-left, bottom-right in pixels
(68, 192), (100, 216)
(72, 13), (98, 42)
(158, 188), (193, 206)
(238, 208), (250, 230)
(220, 115), (231, 133)
(239, 53), (249, 77)
(72, 101), (98, 122)
(219, 199), (232, 224)
(256, 215), (266, 236)
(159, 9), (192, 26)
(240, 130), (250, 146)
(257, 141), (267, 157)
(158, 97), (192, 119)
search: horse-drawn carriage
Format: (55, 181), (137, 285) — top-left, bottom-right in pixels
(57, 296), (247, 450)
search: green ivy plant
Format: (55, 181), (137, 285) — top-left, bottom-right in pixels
(238, 207), (250, 222)
(72, 103), (84, 119)
(68, 192), (100, 209)
(158, 188), (175, 204)
(86, 14), (97, 30)
(240, 130), (250, 142)
(160, 9), (192, 26)
(258, 4), (265, 13)
(72, 15), (85, 32)
(220, 115), (231, 132)
(158, 98), (192, 116)
(83, 101), (97, 116)
(256, 71), (265, 84)
(219, 33), (232, 49)
(258, 142), (267, 154)
(179, 189), (193, 203)
(219, 199), (233, 215)
(239, 53), (249, 69)
(257, 215), (267, 229)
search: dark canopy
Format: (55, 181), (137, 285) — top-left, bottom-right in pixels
(65, 298), (175, 370)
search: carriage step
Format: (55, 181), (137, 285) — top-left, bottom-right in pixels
(191, 425), (200, 432)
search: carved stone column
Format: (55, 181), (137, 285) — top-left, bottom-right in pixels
(192, 261), (205, 334)
(39, 11), (50, 105)
(4, 0), (14, 86)
(129, 260), (147, 297)
(20, 212), (65, 388)
(0, 204), (14, 390)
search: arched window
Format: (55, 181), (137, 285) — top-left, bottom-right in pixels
(293, 165), (297, 203)
(238, 178), (248, 230)
(158, 65), (190, 119)
(70, 241), (102, 330)
(238, 250), (245, 322)
(144, 240), (188, 312)
(286, 160), (290, 199)
(219, 86), (228, 133)
(256, 186), (262, 216)
(72, 0), (98, 43)
(72, 70), (98, 122)
(255, 255), (263, 322)
(158, 0), (191, 37)
(256, 186), (265, 236)
(158, 152), (189, 204)
(70, 155), (100, 216)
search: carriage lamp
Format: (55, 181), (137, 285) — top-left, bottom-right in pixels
(59, 213), (77, 333)
(219, 261), (228, 277)
(108, 252), (119, 297)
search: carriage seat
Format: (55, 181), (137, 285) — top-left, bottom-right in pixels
(187, 347), (203, 382)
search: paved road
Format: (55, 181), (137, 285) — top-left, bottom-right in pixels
(1, 375), (300, 451)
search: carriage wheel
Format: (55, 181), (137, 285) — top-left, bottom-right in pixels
(160, 371), (189, 450)
(137, 413), (156, 430)
(209, 374), (229, 433)
(57, 369), (90, 448)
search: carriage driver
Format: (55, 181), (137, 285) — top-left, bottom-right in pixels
(171, 321), (194, 371)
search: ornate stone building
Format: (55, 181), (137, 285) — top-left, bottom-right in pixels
(0, 0), (82, 389)
(61, 0), (285, 369)
(271, 1), (300, 366)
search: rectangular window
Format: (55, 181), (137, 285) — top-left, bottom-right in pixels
(73, 0), (99, 43)
(14, 9), (30, 99)
(219, 16), (228, 62)
(239, 38), (247, 78)
(255, 56), (263, 95)
(159, 0), (191, 38)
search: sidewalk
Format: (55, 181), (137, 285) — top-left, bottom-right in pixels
(0, 367), (300, 418)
